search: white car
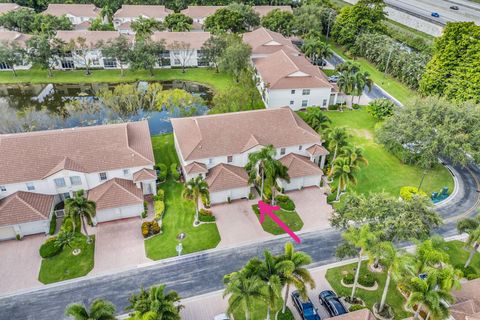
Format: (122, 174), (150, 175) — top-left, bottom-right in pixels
(213, 314), (230, 320)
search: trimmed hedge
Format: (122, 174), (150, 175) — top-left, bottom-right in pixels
(154, 200), (165, 220)
(154, 189), (165, 201)
(156, 163), (167, 182)
(170, 163), (180, 181)
(39, 237), (62, 258)
(275, 195), (295, 211)
(49, 213), (57, 235)
(141, 220), (161, 238)
(199, 208), (215, 222)
(349, 304), (366, 312)
(400, 186), (427, 201)
(201, 193), (211, 208)
(343, 272), (376, 287)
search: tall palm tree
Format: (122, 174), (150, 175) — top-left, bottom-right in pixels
(303, 107), (332, 133)
(326, 127), (349, 167)
(183, 176), (209, 225)
(245, 145), (276, 199)
(414, 236), (449, 275)
(127, 285), (182, 320)
(100, 5), (114, 23)
(223, 272), (267, 320)
(335, 61), (360, 74)
(342, 225), (378, 300)
(332, 157), (359, 201)
(263, 158), (290, 205)
(65, 190), (96, 244)
(65, 299), (116, 320)
(406, 273), (454, 320)
(279, 242), (315, 314)
(340, 145), (368, 167)
(302, 38), (332, 66)
(353, 71), (373, 104)
(457, 215), (480, 268)
(337, 70), (356, 108)
(374, 242), (415, 313)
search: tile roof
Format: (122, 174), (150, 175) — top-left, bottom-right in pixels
(453, 279), (480, 302)
(171, 107), (321, 161)
(205, 163), (249, 192)
(306, 144), (329, 156)
(150, 31), (211, 49)
(113, 5), (172, 19)
(243, 27), (298, 55)
(55, 30), (133, 47)
(185, 162), (208, 174)
(43, 4), (100, 18)
(279, 153), (323, 178)
(0, 191), (54, 227)
(253, 5), (292, 17)
(0, 31), (31, 47)
(253, 49), (333, 90)
(0, 121), (154, 185)
(87, 178), (143, 210)
(74, 20), (92, 30)
(0, 3), (24, 14)
(180, 6), (223, 19)
(330, 309), (376, 320)
(133, 168), (157, 182)
(450, 300), (480, 320)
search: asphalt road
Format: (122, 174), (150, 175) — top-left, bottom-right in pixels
(0, 162), (478, 320)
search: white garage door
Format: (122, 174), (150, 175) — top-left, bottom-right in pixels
(0, 226), (16, 240)
(96, 204), (143, 223)
(210, 187), (250, 204)
(283, 177), (304, 191)
(303, 175), (321, 187)
(283, 175), (321, 191)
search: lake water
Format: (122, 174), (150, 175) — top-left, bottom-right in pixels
(0, 80), (213, 135)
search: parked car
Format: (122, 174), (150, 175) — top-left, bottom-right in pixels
(450, 5), (459, 10)
(213, 314), (230, 320)
(313, 59), (327, 67)
(328, 75), (339, 83)
(291, 291), (321, 320)
(319, 290), (348, 317)
(431, 12), (440, 17)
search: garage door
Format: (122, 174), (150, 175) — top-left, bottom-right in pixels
(0, 226), (16, 240)
(303, 175), (321, 187)
(96, 204), (143, 223)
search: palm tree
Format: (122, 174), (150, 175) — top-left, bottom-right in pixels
(302, 38), (332, 66)
(263, 158), (290, 205)
(55, 231), (78, 250)
(406, 273), (454, 320)
(65, 190), (96, 244)
(326, 127), (349, 166)
(279, 242), (315, 314)
(342, 225), (378, 300)
(100, 5), (114, 23)
(340, 145), (368, 167)
(353, 71), (373, 104)
(331, 157), (359, 201)
(65, 299), (116, 320)
(374, 242), (415, 313)
(303, 107), (332, 133)
(127, 285), (183, 320)
(457, 215), (480, 268)
(224, 272), (267, 320)
(336, 61), (360, 74)
(337, 70), (356, 108)
(414, 236), (449, 275)
(183, 176), (209, 225)
(245, 145), (276, 200)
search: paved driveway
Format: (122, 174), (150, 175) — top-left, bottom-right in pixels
(288, 187), (334, 232)
(212, 199), (274, 248)
(91, 218), (150, 275)
(0, 234), (44, 295)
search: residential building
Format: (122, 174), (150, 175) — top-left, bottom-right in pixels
(113, 5), (172, 34)
(0, 3), (25, 15)
(150, 31), (211, 67)
(53, 30), (133, 70)
(253, 49), (338, 110)
(330, 309), (376, 320)
(0, 121), (157, 240)
(180, 6), (224, 30)
(449, 278), (480, 320)
(243, 27), (299, 58)
(171, 107), (328, 204)
(42, 4), (101, 30)
(253, 5), (293, 17)
(0, 31), (31, 71)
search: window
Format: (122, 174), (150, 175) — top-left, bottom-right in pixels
(123, 169), (130, 176)
(26, 182), (35, 191)
(298, 145), (303, 150)
(61, 60), (75, 69)
(280, 148), (286, 155)
(0, 62), (12, 70)
(302, 89), (311, 95)
(0, 186), (6, 192)
(70, 176), (82, 186)
(90, 58), (100, 66)
(103, 58), (117, 68)
(291, 89), (296, 94)
(99, 172), (107, 181)
(227, 156), (233, 163)
(302, 100), (308, 107)
(289, 100), (294, 105)
(54, 178), (66, 188)
(208, 158), (213, 164)
(322, 99), (328, 107)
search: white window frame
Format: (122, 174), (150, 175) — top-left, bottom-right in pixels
(280, 148), (286, 155)
(99, 172), (107, 181)
(54, 178), (66, 188)
(291, 89), (296, 94)
(302, 100), (308, 107)
(302, 89), (310, 95)
(227, 156), (233, 163)
(70, 176), (82, 186)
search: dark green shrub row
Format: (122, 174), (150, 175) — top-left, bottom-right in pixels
(49, 213), (57, 235)
(275, 195), (296, 211)
(199, 208), (216, 222)
(343, 272), (376, 287)
(170, 163), (180, 181)
(155, 164), (167, 182)
(39, 237), (62, 258)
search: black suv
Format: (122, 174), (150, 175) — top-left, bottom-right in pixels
(319, 290), (348, 317)
(291, 291), (321, 320)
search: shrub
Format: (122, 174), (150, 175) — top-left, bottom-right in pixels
(328, 103), (340, 111)
(467, 273), (480, 280)
(352, 103), (361, 110)
(343, 273), (355, 285)
(49, 213), (57, 235)
(154, 189), (165, 201)
(202, 193), (211, 208)
(248, 192), (255, 200)
(275, 195), (295, 211)
(141, 220), (161, 238)
(157, 163), (167, 182)
(141, 221), (150, 238)
(170, 163), (180, 181)
(327, 193), (337, 204)
(39, 237), (62, 258)
(199, 210), (216, 222)
(359, 273), (376, 287)
(16, 234), (21, 240)
(150, 220), (161, 234)
(455, 264), (477, 279)
(367, 99), (395, 120)
(61, 217), (74, 233)
(349, 304), (366, 312)
(227, 196), (231, 204)
(154, 200), (165, 220)
(141, 211), (147, 219)
(400, 186), (428, 201)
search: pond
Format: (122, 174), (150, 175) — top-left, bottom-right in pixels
(0, 80), (214, 134)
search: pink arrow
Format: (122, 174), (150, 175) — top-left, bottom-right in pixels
(258, 200), (301, 244)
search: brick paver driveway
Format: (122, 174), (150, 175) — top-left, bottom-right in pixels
(288, 187), (334, 232)
(0, 234), (44, 295)
(91, 218), (150, 275)
(212, 199), (274, 248)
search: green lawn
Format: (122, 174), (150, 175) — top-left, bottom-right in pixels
(38, 234), (95, 284)
(325, 261), (411, 318)
(232, 297), (294, 320)
(443, 240), (480, 274)
(252, 205), (303, 235)
(325, 108), (454, 197)
(145, 133), (221, 260)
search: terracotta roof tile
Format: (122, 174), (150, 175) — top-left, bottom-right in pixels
(185, 162), (208, 174)
(180, 6), (223, 19)
(306, 144), (329, 156)
(171, 108), (321, 161)
(0, 121), (154, 185)
(253, 5), (292, 17)
(205, 163), (249, 192)
(55, 30), (133, 47)
(279, 153), (322, 178)
(150, 31), (211, 49)
(87, 178), (143, 210)
(0, 3), (24, 14)
(114, 5), (171, 19)
(133, 168), (157, 182)
(330, 309), (376, 320)
(0, 191), (54, 226)
(243, 27), (298, 55)
(0, 31), (31, 47)
(43, 4), (100, 18)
